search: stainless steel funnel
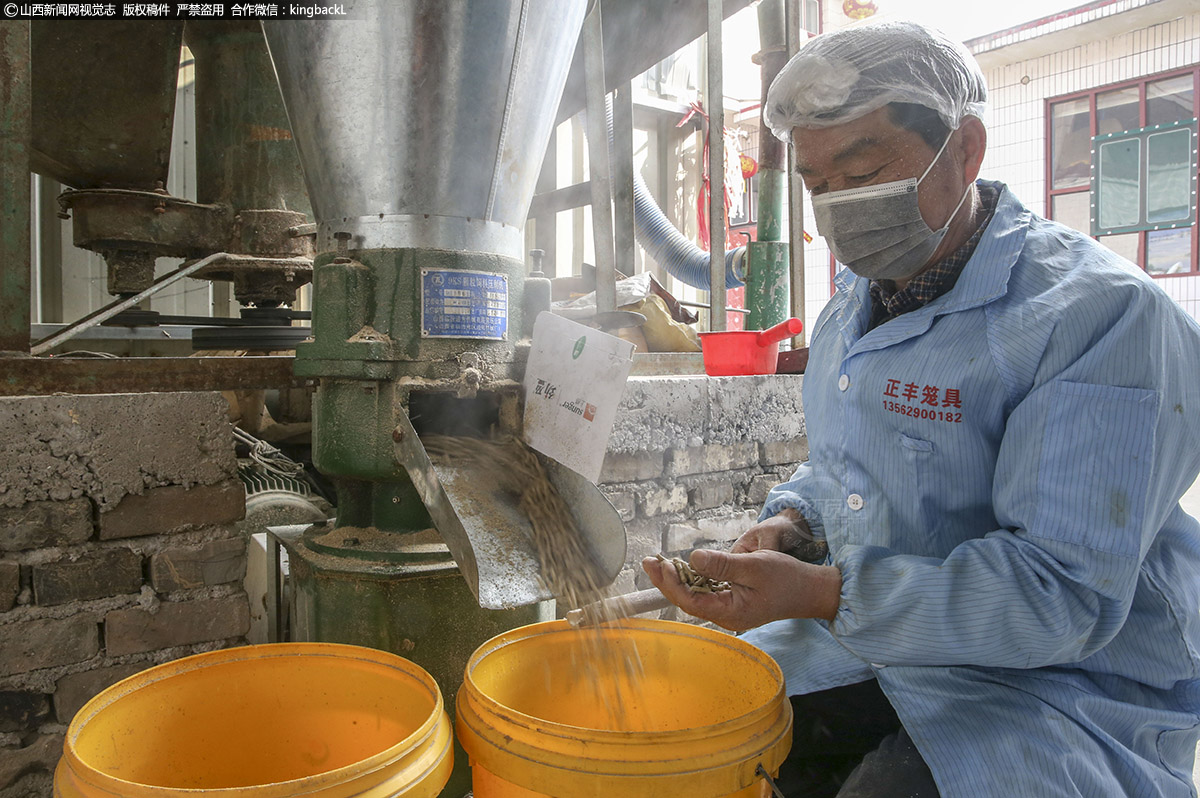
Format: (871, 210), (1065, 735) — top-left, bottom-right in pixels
(263, 0), (587, 259)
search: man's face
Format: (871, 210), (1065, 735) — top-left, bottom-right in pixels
(791, 106), (967, 240)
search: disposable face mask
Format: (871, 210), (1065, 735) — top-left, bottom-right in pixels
(810, 133), (972, 281)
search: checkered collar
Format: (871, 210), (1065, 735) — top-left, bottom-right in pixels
(868, 182), (1000, 330)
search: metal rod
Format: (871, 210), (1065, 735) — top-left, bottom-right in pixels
(534, 126), (559, 277)
(0, 21), (31, 354)
(677, 298), (749, 314)
(612, 83), (637, 278)
(582, 1), (618, 315)
(0, 355), (309, 396)
(757, 764), (787, 798)
(785, 0), (807, 346)
(31, 252), (231, 355)
(706, 0), (727, 331)
(528, 180), (592, 218)
(566, 587), (672, 627)
(267, 532), (283, 644)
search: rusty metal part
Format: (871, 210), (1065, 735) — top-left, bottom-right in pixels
(193, 210), (314, 305)
(32, 252), (230, 354)
(230, 210), (314, 258)
(233, 269), (309, 307)
(103, 249), (157, 296)
(60, 191), (314, 302)
(30, 253), (310, 355)
(0, 21), (31, 354)
(30, 21), (183, 190)
(194, 250), (313, 306)
(185, 21), (311, 216)
(60, 190), (315, 299)
(184, 23), (315, 306)
(0, 355), (309, 396)
(59, 187), (231, 258)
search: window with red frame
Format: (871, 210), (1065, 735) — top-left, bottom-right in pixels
(1047, 69), (1199, 276)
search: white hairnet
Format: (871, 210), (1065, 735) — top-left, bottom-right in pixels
(764, 21), (987, 140)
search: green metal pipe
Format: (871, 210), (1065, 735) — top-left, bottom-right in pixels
(745, 238), (790, 330)
(747, 168), (790, 329)
(756, 167), (788, 243)
(746, 0), (792, 329)
(0, 21), (30, 354)
(756, 0), (788, 176)
(310, 378), (433, 532)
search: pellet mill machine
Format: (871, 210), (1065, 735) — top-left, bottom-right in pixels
(261, 0), (624, 720)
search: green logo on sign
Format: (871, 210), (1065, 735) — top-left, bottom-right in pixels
(572, 336), (586, 359)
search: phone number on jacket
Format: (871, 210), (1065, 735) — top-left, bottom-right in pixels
(883, 400), (962, 423)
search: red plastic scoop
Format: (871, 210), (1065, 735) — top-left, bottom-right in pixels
(698, 318), (803, 376)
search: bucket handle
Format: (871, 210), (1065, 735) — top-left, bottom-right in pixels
(755, 317), (803, 348)
(756, 763), (786, 798)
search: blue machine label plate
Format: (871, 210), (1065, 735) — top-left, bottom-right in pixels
(420, 269), (509, 340)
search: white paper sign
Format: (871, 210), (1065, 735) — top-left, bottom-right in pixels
(523, 313), (635, 483)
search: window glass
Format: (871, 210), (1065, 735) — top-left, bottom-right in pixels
(1051, 98), (1091, 190)
(1051, 191), (1090, 235)
(804, 0), (820, 34)
(1097, 87), (1140, 136)
(1147, 228), (1192, 274)
(1097, 138), (1141, 229)
(1098, 232), (1139, 264)
(1147, 75), (1194, 126)
(1146, 128), (1193, 224)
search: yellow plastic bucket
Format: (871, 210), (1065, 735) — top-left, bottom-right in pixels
(54, 643), (453, 798)
(456, 619), (792, 797)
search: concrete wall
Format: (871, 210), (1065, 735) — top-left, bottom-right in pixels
(0, 393), (250, 797)
(0, 376), (808, 792)
(598, 373), (807, 620)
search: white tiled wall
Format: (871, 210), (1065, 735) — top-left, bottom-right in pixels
(1159, 273), (1200, 320)
(797, 194), (833, 335)
(975, 8), (1200, 319)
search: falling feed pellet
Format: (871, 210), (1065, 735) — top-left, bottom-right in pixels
(422, 434), (646, 727)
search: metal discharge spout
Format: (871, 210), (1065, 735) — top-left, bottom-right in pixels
(263, 0), (587, 260)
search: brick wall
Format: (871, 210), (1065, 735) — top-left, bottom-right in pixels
(0, 393), (250, 797)
(0, 378), (807, 792)
(598, 374), (807, 622)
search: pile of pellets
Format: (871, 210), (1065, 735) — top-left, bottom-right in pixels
(655, 553), (731, 594)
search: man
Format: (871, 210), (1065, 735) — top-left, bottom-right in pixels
(643, 21), (1200, 798)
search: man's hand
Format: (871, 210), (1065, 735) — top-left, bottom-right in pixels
(641, 547), (842, 632)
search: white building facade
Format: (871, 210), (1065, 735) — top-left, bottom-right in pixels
(968, 0), (1200, 316)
